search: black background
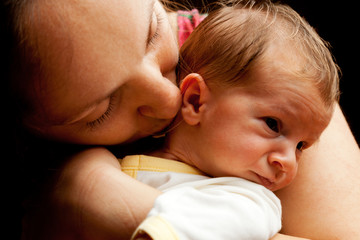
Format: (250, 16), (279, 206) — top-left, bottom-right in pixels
(283, 1), (359, 144)
(178, 0), (359, 144)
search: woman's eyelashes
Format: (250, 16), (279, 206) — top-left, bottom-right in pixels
(86, 96), (115, 129)
(148, 7), (164, 47)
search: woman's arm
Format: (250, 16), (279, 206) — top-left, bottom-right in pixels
(23, 147), (161, 240)
(276, 103), (360, 239)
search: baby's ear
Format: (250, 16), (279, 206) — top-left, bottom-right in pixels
(180, 73), (210, 126)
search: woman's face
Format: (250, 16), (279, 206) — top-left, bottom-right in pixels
(26, 0), (181, 144)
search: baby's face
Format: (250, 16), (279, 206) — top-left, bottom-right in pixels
(194, 85), (330, 191)
(190, 56), (332, 191)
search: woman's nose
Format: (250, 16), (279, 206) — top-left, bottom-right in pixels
(137, 74), (181, 120)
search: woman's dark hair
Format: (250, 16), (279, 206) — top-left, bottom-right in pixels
(1, 2), (88, 238)
(1, 1), (27, 237)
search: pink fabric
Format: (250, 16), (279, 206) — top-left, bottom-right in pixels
(177, 9), (207, 47)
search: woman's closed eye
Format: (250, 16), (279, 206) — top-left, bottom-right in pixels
(147, 3), (165, 48)
(86, 95), (115, 129)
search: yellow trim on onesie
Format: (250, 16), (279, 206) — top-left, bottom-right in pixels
(132, 216), (180, 240)
(120, 155), (205, 179)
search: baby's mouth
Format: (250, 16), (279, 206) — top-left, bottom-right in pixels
(256, 174), (275, 190)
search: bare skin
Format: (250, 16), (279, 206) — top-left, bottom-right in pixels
(276, 104), (360, 239)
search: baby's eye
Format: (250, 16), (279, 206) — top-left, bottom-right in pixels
(264, 117), (280, 133)
(296, 141), (306, 151)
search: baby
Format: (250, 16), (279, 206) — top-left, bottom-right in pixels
(120, 0), (339, 239)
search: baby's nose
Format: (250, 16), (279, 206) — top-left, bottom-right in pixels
(268, 150), (297, 173)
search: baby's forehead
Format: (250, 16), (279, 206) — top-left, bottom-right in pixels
(241, 55), (332, 122)
(249, 83), (332, 141)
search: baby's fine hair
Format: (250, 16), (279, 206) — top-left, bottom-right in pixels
(178, 0), (340, 109)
